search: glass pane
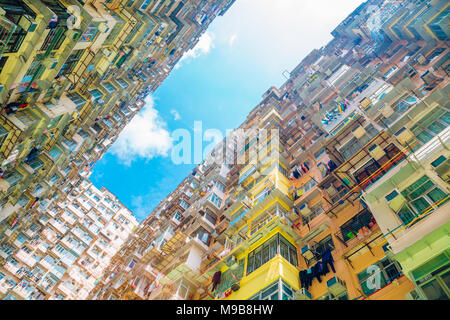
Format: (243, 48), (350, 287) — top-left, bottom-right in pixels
(254, 251), (262, 269)
(411, 197), (431, 214)
(441, 112), (450, 125)
(280, 241), (288, 260)
(397, 205), (416, 225)
(409, 180), (434, 199)
(421, 279), (448, 300)
(270, 238), (277, 258)
(261, 283), (278, 299)
(416, 130), (434, 144)
(427, 188), (447, 205)
(428, 121), (446, 135)
(440, 270), (450, 291)
(262, 245), (270, 264)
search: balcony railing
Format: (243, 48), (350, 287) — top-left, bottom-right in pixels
(324, 140), (418, 218)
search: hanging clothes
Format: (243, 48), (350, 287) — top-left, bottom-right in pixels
(299, 270), (309, 289)
(321, 247), (336, 273)
(312, 264), (322, 283)
(211, 271), (221, 292)
(303, 162), (309, 171)
(292, 168), (300, 179)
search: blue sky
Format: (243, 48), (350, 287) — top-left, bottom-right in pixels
(90, 0), (364, 221)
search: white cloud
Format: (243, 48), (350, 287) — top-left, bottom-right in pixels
(170, 109), (181, 120)
(214, 0), (364, 75)
(229, 34), (238, 46)
(175, 31), (215, 69)
(110, 96), (172, 166)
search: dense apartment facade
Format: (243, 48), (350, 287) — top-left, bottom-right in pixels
(0, 0), (236, 300)
(91, 0), (449, 301)
(0, 176), (138, 300)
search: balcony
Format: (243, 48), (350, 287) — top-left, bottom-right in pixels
(334, 208), (380, 252)
(49, 219), (67, 234)
(57, 282), (75, 297)
(15, 249), (36, 267)
(0, 278), (14, 295)
(294, 288), (312, 300)
(3, 261), (20, 274)
(12, 284), (34, 299)
(67, 204), (84, 218)
(327, 276), (347, 297)
(60, 212), (77, 225)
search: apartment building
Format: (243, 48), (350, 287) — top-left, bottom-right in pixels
(91, 0), (449, 301)
(0, 175), (138, 300)
(0, 0), (236, 300)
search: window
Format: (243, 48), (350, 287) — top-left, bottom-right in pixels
(116, 78), (129, 89)
(215, 181), (226, 193)
(416, 263), (450, 300)
(140, 0), (152, 10)
(103, 82), (116, 93)
(16, 111), (37, 126)
(246, 233), (297, 275)
(278, 164), (288, 178)
(203, 210), (216, 225)
(59, 49), (83, 76)
(193, 227), (211, 246)
(179, 199), (189, 210)
(296, 179), (316, 198)
(209, 193), (222, 208)
(411, 108), (450, 146)
(27, 157), (44, 171)
(249, 279), (295, 300)
(89, 89), (103, 100)
(67, 93), (87, 110)
(0, 124), (9, 147)
(357, 257), (402, 296)
(389, 175), (449, 225)
(428, 7), (449, 41)
(173, 211), (182, 221)
(48, 147), (62, 160)
(3, 170), (23, 186)
(338, 125), (378, 160)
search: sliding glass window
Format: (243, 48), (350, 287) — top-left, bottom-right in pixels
(246, 233), (297, 275)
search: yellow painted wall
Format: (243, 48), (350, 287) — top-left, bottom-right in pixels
(224, 255), (300, 300)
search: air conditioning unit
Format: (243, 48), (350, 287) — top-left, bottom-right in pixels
(327, 276), (346, 296)
(18, 15), (37, 32)
(432, 156), (450, 182)
(394, 127), (415, 145)
(102, 48), (112, 57)
(352, 125), (367, 139)
(386, 190), (407, 212)
(288, 209), (299, 222)
(325, 184), (338, 196)
(368, 144), (386, 160)
(294, 288), (312, 300)
(230, 282), (240, 292)
(298, 203), (312, 216)
(301, 244), (315, 260)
